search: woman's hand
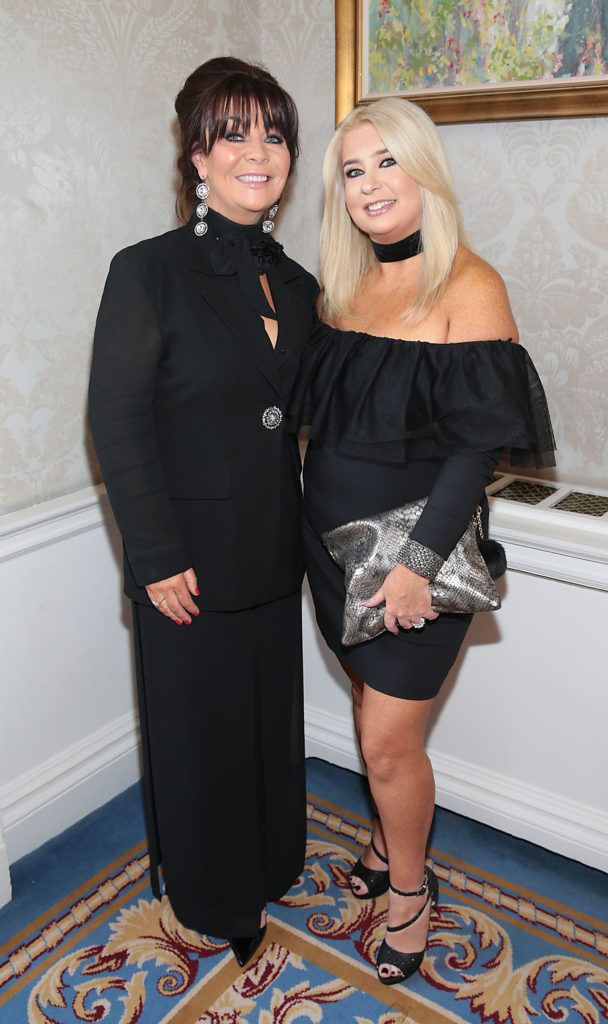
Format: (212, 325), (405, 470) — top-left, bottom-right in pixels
(145, 568), (200, 625)
(363, 563), (438, 634)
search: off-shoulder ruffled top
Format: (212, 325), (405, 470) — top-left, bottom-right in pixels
(287, 322), (556, 468)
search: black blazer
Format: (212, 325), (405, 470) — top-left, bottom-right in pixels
(88, 217), (318, 610)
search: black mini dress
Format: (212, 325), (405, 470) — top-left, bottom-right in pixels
(288, 324), (556, 701)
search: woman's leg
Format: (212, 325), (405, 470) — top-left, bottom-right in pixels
(343, 664), (388, 893)
(359, 684), (435, 976)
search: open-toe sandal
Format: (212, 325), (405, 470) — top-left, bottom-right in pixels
(349, 836), (389, 900)
(376, 868), (438, 985)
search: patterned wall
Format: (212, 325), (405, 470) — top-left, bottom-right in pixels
(0, 1), (606, 515)
(0, 0), (228, 514)
(441, 117), (608, 487)
(223, 0), (335, 275)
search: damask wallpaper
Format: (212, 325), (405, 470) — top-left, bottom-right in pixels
(441, 116), (608, 487)
(0, 0), (228, 513)
(0, 0), (606, 515)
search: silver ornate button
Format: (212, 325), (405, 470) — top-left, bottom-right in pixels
(262, 406), (282, 430)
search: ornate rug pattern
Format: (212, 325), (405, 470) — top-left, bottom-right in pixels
(1, 772), (607, 1023)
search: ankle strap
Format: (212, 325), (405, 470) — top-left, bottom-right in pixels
(386, 889), (431, 933)
(370, 838), (388, 865)
(389, 872), (428, 898)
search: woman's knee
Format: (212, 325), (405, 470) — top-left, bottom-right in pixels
(360, 708), (430, 780)
(360, 725), (421, 779)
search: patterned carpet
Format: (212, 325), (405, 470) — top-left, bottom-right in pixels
(1, 758), (607, 1023)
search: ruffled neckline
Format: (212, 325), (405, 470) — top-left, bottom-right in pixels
(321, 324), (514, 347)
(287, 321), (555, 468)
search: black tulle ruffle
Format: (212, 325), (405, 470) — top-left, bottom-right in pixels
(287, 324), (556, 467)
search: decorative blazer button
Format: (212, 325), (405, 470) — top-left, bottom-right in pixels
(262, 406), (283, 429)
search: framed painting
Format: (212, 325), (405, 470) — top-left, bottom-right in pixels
(336, 0), (608, 123)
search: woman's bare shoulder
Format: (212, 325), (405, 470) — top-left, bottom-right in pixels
(445, 248), (519, 343)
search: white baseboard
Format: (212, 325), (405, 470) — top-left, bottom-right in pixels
(304, 702), (608, 873)
(305, 703), (365, 775)
(0, 833), (11, 907)
(1, 693), (606, 873)
(0, 711), (141, 864)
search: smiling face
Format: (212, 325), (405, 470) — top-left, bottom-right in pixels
(341, 122), (423, 244)
(191, 106), (291, 224)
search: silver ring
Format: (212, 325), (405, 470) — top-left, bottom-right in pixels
(151, 595), (166, 608)
(412, 618), (426, 629)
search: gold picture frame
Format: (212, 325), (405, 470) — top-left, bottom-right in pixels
(336, 0), (608, 125)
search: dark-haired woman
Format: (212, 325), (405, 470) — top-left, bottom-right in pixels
(88, 57), (317, 966)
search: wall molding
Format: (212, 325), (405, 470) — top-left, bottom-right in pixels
(2, 483), (607, 588)
(304, 701), (608, 873)
(0, 486), (105, 563)
(0, 711), (141, 864)
(1, 688), (605, 872)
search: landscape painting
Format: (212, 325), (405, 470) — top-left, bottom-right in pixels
(335, 0), (608, 122)
(367, 0), (608, 95)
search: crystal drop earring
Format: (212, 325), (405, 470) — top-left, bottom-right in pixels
(194, 179), (210, 236)
(262, 202), (279, 234)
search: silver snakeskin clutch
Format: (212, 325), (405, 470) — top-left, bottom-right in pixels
(321, 498), (501, 647)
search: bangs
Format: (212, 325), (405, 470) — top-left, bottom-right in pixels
(199, 77), (299, 159)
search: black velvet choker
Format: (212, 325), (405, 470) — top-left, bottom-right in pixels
(203, 206), (284, 319)
(371, 229), (422, 263)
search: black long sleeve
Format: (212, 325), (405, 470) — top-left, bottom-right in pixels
(408, 448), (501, 560)
(88, 252), (191, 586)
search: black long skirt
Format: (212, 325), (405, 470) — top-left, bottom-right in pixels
(132, 590), (305, 937)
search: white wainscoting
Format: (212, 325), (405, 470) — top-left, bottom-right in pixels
(0, 487), (140, 872)
(302, 495), (608, 874)
(304, 698), (608, 872)
(0, 486), (606, 906)
(0, 711), (140, 866)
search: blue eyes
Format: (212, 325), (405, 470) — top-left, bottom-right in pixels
(224, 132), (284, 144)
(345, 156), (396, 178)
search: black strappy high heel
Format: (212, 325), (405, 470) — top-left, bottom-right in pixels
(376, 868), (439, 984)
(349, 835), (389, 900)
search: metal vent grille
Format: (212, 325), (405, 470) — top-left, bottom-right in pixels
(490, 475), (608, 519)
(553, 492), (608, 517)
(496, 480), (558, 505)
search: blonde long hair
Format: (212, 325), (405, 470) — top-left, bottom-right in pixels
(320, 98), (465, 325)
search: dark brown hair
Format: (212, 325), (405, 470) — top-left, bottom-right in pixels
(174, 56), (300, 222)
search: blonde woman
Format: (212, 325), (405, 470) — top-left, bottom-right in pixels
(288, 98), (554, 984)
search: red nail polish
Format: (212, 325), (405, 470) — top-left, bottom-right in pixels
(193, 609), (200, 616)
(194, 586), (200, 596)
(175, 619), (182, 625)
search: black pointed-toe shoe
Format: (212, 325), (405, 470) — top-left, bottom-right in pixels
(376, 868), (439, 985)
(229, 919), (267, 967)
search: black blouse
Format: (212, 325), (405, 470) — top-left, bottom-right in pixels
(288, 323), (556, 558)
